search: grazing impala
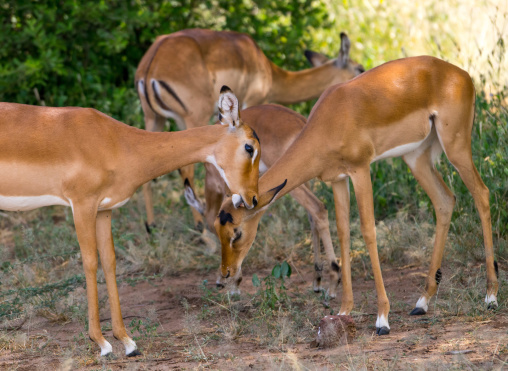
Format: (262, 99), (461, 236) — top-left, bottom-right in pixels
(185, 104), (341, 295)
(0, 87), (260, 356)
(135, 28), (364, 230)
(215, 56), (498, 335)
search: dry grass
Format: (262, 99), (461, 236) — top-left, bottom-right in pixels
(318, 0), (508, 94)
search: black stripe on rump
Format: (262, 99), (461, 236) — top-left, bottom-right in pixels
(158, 80), (187, 112)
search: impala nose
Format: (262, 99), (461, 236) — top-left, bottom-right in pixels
(221, 270), (230, 279)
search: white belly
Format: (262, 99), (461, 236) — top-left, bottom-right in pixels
(0, 195), (70, 211)
(98, 197), (131, 210)
(371, 137), (427, 163)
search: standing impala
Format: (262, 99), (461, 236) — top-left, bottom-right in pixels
(0, 87), (260, 356)
(135, 28), (364, 231)
(215, 56), (498, 335)
(185, 104), (341, 295)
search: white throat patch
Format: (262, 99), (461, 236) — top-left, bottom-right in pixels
(206, 155), (231, 189)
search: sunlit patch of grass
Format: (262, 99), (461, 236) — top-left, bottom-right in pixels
(434, 264), (508, 320)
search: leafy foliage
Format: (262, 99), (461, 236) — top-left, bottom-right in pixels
(252, 261), (292, 310)
(0, 0), (332, 125)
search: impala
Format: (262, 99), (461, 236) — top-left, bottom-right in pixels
(185, 104), (341, 295)
(215, 56), (498, 335)
(135, 28), (364, 231)
(0, 87), (260, 356)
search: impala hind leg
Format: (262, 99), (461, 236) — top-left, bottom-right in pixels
(350, 168), (390, 335)
(332, 179), (353, 314)
(403, 143), (455, 315)
(436, 122), (498, 308)
(73, 203), (112, 356)
(307, 210), (324, 293)
(289, 186), (339, 296)
(142, 113), (166, 231)
(96, 211), (139, 356)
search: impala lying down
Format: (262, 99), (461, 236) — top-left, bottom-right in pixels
(136, 29), (364, 230)
(0, 87), (260, 356)
(215, 56), (498, 335)
(185, 104), (341, 296)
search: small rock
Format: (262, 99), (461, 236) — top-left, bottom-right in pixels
(312, 315), (356, 348)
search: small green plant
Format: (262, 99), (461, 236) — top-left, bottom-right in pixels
(252, 261), (292, 310)
(128, 318), (159, 341)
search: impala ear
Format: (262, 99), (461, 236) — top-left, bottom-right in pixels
(218, 85), (241, 128)
(336, 32), (351, 68)
(304, 50), (330, 67)
(255, 179), (287, 209)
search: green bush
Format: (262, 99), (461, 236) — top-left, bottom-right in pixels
(0, 0), (331, 125)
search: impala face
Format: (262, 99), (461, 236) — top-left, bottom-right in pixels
(215, 179), (287, 289)
(210, 123), (261, 209)
(304, 32), (365, 81)
(214, 200), (256, 288)
(211, 86), (261, 209)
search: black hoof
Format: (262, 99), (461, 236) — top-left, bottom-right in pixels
(216, 283), (225, 289)
(127, 349), (142, 357)
(145, 222), (156, 234)
(487, 303), (498, 310)
(313, 288), (321, 293)
(103, 352), (116, 360)
(195, 221), (204, 232)
(376, 326), (390, 336)
(410, 307), (427, 316)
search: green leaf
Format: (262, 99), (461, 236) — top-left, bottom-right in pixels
(252, 274), (261, 287)
(271, 264), (281, 279)
(281, 261), (291, 278)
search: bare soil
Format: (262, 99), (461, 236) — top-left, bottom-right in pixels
(0, 263), (506, 370)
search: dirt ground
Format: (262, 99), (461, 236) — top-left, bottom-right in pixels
(0, 262), (506, 370)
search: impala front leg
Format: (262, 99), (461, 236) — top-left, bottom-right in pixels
(96, 210), (140, 357)
(142, 112), (165, 231)
(332, 179), (353, 314)
(73, 203), (112, 356)
(350, 168), (390, 335)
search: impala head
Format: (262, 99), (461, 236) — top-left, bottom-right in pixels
(215, 179), (287, 289)
(304, 32), (365, 80)
(210, 86), (261, 209)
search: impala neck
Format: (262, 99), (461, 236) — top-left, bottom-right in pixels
(125, 125), (225, 188)
(269, 62), (336, 104)
(258, 127), (325, 203)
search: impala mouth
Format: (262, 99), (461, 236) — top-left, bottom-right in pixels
(232, 194), (245, 208)
(232, 194), (256, 209)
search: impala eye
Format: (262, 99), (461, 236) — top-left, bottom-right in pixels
(245, 144), (254, 157)
(232, 228), (242, 243)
